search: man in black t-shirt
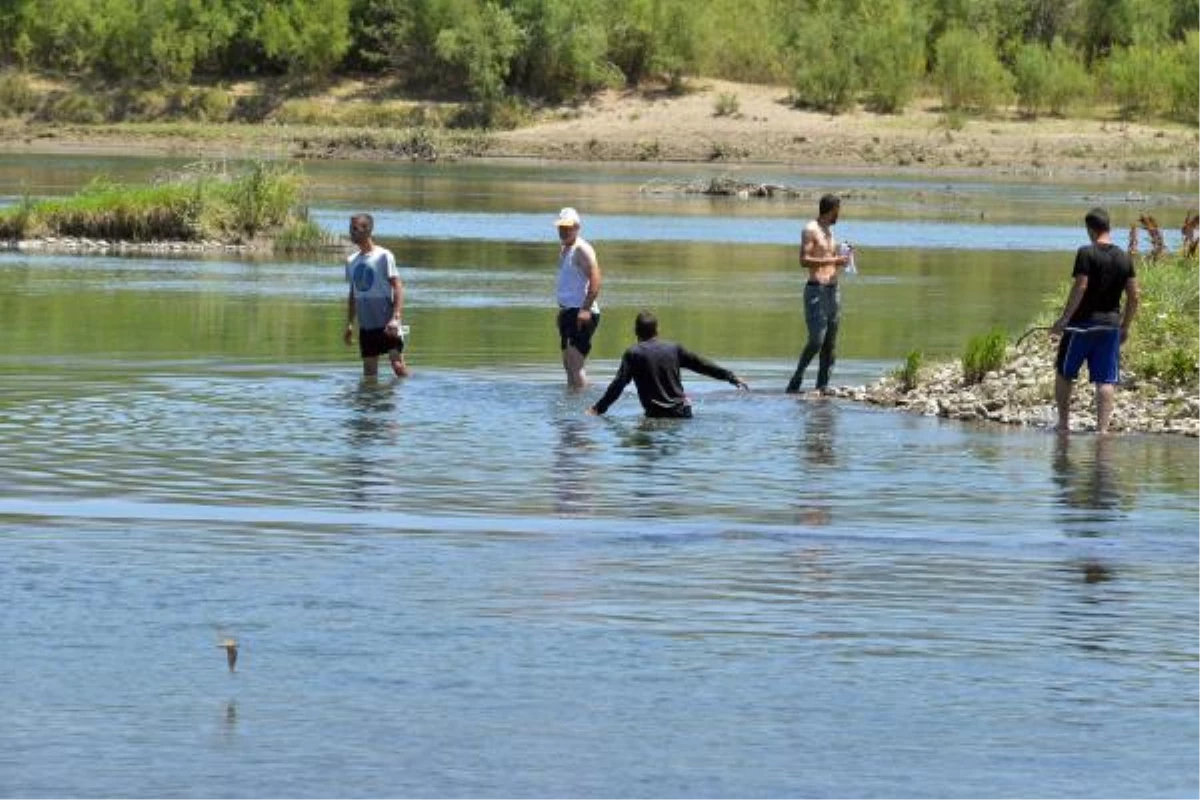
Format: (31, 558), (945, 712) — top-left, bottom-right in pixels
(1051, 207), (1140, 434)
(588, 311), (748, 418)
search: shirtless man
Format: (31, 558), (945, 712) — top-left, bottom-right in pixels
(785, 194), (851, 394)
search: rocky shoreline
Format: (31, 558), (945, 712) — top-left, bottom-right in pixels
(3, 236), (255, 255)
(826, 333), (1199, 437)
(2, 236), (351, 255)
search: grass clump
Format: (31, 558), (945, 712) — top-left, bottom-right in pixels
(0, 160), (317, 245)
(961, 328), (1007, 384)
(892, 349), (923, 392)
(713, 92), (740, 117)
(0, 72), (39, 117)
(1124, 253), (1199, 386)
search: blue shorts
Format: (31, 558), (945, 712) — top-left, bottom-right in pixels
(1055, 324), (1120, 384)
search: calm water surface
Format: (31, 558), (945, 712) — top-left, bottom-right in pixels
(0, 156), (1196, 798)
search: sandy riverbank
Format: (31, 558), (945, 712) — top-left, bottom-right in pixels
(1, 78), (1196, 176)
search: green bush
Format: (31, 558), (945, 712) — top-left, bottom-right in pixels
(1166, 31), (1199, 125)
(1014, 40), (1092, 117)
(961, 328), (1007, 384)
(35, 91), (105, 124)
(894, 349), (923, 392)
(713, 92), (739, 117)
(790, 10), (860, 113)
(1125, 253), (1199, 385)
(0, 71), (39, 117)
(1105, 43), (1164, 120)
(934, 27), (1013, 114)
(857, 0), (926, 113)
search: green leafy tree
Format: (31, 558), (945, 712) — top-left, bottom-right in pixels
(1166, 30), (1199, 125)
(435, 0), (522, 105)
(1104, 42), (1164, 119)
(258, 0), (352, 77)
(934, 26), (1013, 113)
(858, 0), (927, 113)
(790, 6), (860, 114)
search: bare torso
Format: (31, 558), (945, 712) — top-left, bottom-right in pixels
(801, 219), (839, 284)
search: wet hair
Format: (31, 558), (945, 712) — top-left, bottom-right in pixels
(1084, 207), (1110, 233)
(634, 310), (658, 340)
(818, 194), (841, 216)
(350, 213), (375, 233)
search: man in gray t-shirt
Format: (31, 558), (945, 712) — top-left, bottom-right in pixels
(343, 213), (409, 378)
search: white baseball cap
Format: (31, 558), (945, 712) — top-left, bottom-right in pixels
(555, 207), (582, 227)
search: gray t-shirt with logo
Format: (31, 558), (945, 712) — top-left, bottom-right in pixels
(346, 246), (399, 330)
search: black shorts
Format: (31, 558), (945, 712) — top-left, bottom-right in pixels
(359, 326), (404, 358)
(557, 308), (600, 356)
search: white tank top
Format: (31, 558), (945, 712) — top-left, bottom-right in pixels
(556, 237), (599, 312)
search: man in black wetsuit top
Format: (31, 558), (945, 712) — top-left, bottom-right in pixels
(587, 311), (749, 418)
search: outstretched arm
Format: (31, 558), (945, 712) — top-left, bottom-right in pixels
(678, 346), (748, 389)
(589, 356), (632, 415)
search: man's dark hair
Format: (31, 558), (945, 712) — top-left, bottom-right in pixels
(351, 213), (375, 232)
(818, 194), (841, 216)
(1085, 207), (1110, 233)
(634, 310), (658, 341)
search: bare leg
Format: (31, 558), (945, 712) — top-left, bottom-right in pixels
(1095, 383), (1115, 434)
(362, 356), (380, 378)
(1055, 374), (1073, 432)
(563, 346), (587, 389)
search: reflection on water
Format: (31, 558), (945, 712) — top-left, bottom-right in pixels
(1052, 434), (1130, 536)
(552, 417), (597, 517)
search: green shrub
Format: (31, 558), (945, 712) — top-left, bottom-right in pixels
(1014, 41), (1093, 118)
(1124, 253), (1199, 386)
(934, 27), (1013, 114)
(0, 71), (39, 117)
(894, 349), (923, 392)
(961, 328), (1007, 384)
(36, 91), (105, 124)
(1105, 42), (1168, 120)
(1166, 31), (1199, 125)
(790, 10), (860, 113)
(0, 160), (311, 244)
(857, 0), (926, 113)
(713, 91), (739, 117)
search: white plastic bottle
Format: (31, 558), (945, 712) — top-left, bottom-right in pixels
(839, 241), (857, 275)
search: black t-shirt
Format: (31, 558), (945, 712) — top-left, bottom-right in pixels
(1071, 242), (1135, 325)
(592, 338), (738, 417)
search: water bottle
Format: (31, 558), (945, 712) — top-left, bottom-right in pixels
(839, 241), (857, 275)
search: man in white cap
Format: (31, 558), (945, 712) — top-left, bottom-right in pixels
(554, 207), (602, 388)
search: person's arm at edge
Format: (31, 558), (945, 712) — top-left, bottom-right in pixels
(1052, 275), (1089, 334)
(578, 245), (601, 323)
(387, 251), (404, 325)
(1120, 277), (1140, 344)
(344, 286), (356, 345)
(678, 345), (748, 389)
(588, 354), (632, 415)
(389, 275), (404, 325)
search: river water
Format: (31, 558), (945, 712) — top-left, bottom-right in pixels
(0, 155), (1196, 797)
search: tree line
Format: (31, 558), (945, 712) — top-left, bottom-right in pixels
(0, 0), (1195, 122)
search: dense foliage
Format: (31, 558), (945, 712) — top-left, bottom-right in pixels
(0, 161), (317, 244)
(0, 0), (1195, 122)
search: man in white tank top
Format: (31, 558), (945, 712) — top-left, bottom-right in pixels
(554, 207), (602, 388)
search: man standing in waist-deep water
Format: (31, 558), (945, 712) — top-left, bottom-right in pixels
(554, 207), (602, 389)
(588, 310), (748, 418)
(786, 194), (852, 395)
(1052, 207), (1139, 434)
(343, 213), (409, 378)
